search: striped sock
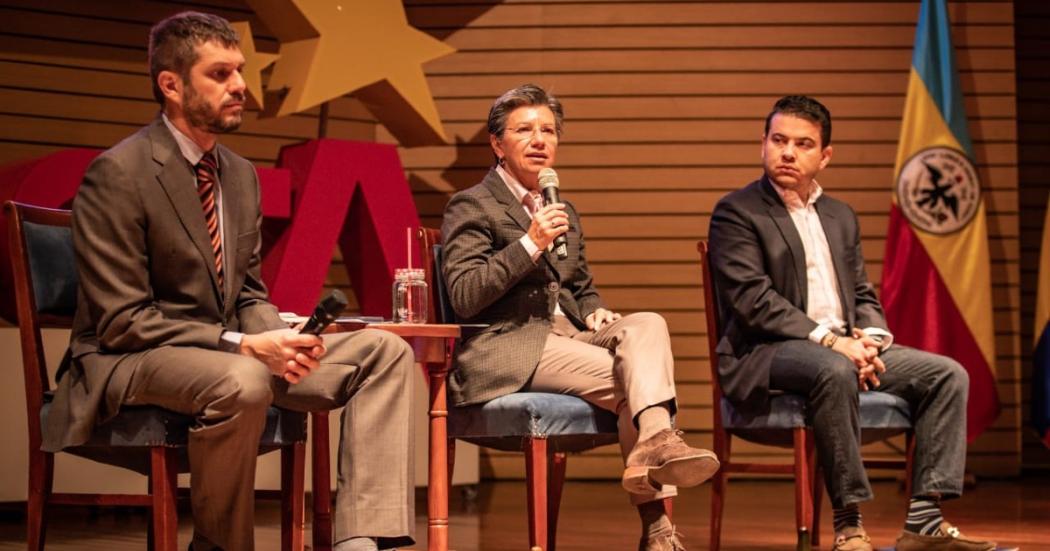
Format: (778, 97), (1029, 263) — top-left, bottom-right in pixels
(833, 503), (862, 533)
(904, 497), (944, 536)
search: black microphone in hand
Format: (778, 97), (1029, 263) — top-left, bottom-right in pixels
(538, 168), (568, 260)
(299, 289), (349, 335)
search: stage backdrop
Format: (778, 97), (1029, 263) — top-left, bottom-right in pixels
(0, 0), (1034, 493)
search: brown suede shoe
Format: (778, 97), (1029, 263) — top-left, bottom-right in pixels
(895, 521), (996, 551)
(639, 525), (686, 551)
(622, 429), (719, 494)
(832, 526), (873, 551)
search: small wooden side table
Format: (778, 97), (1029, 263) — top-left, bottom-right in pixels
(310, 322), (459, 551)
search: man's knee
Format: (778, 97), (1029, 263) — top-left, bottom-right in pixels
(208, 356), (273, 414)
(814, 356), (860, 395)
(369, 329), (413, 363)
(938, 356), (970, 398)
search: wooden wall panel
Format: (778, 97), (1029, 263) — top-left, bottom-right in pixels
(0, 0), (1025, 480)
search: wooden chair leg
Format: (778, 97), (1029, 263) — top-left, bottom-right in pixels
(709, 431), (730, 551)
(150, 446), (179, 551)
(525, 437), (549, 551)
(26, 449), (52, 551)
(792, 428), (812, 551)
(311, 411), (333, 551)
(547, 452), (567, 551)
(147, 472), (155, 551)
(447, 439), (457, 492)
(808, 433), (821, 547)
(904, 430), (916, 501)
(282, 441), (306, 551)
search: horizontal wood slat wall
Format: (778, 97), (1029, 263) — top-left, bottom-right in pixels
(0, 0), (1025, 479)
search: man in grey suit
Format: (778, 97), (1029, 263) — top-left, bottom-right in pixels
(441, 84), (718, 550)
(43, 12), (414, 551)
(708, 95), (993, 551)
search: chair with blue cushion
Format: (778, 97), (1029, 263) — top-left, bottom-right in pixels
(697, 240), (914, 551)
(6, 201), (307, 551)
(421, 227), (666, 551)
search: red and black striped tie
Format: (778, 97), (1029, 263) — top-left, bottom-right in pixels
(195, 153), (223, 288)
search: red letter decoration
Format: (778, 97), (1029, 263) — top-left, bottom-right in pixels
(263, 139), (420, 316)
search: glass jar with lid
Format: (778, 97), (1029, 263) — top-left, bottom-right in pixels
(392, 268), (428, 323)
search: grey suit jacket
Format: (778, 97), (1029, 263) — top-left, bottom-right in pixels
(43, 117), (285, 452)
(440, 169), (604, 406)
(707, 176), (887, 414)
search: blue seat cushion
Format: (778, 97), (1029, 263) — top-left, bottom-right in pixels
(722, 391), (912, 447)
(450, 392), (620, 453)
(41, 400), (306, 474)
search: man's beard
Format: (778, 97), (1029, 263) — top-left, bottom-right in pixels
(183, 85), (244, 134)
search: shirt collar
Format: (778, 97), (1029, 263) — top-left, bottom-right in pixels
(162, 113), (213, 168)
(770, 178), (823, 210)
(496, 164), (536, 204)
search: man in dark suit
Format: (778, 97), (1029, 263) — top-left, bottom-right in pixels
(708, 95), (994, 551)
(441, 84), (718, 550)
(42, 12), (414, 551)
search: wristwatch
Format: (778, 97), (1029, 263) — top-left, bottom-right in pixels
(868, 334), (886, 353)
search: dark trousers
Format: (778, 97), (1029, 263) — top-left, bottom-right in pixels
(769, 340), (969, 509)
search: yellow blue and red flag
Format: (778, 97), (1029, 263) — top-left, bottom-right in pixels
(881, 0), (1000, 440)
(1033, 204), (1050, 447)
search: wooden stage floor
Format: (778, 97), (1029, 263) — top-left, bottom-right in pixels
(0, 478), (1043, 550)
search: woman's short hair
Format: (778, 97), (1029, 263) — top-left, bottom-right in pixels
(487, 84), (564, 138)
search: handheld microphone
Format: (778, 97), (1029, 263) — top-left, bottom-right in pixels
(538, 168), (568, 260)
(299, 289), (349, 335)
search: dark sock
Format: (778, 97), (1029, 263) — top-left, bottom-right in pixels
(637, 499), (671, 537)
(334, 537), (378, 551)
(833, 502), (862, 533)
(904, 497), (944, 535)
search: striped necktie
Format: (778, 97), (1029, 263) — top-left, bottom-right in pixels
(195, 153), (223, 288)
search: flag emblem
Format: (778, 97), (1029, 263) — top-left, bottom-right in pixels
(897, 146), (980, 234)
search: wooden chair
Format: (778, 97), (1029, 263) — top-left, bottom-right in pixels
(6, 201), (307, 551)
(420, 227), (673, 551)
(309, 409), (348, 551)
(697, 240), (915, 551)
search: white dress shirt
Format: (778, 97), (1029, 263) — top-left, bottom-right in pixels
(770, 180), (892, 348)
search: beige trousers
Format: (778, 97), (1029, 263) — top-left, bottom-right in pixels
(523, 312), (678, 504)
(122, 328), (415, 550)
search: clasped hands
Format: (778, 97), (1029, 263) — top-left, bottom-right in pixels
(239, 328), (326, 384)
(829, 329), (886, 391)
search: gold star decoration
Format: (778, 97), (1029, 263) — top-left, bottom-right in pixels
(246, 0), (455, 146)
(230, 21), (279, 110)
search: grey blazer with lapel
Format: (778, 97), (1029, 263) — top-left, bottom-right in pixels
(707, 176), (888, 414)
(43, 117), (285, 452)
(440, 169), (604, 406)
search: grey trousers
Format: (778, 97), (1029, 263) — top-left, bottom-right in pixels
(769, 340), (969, 509)
(122, 328), (415, 551)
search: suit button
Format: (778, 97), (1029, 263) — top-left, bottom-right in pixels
(547, 282), (559, 292)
